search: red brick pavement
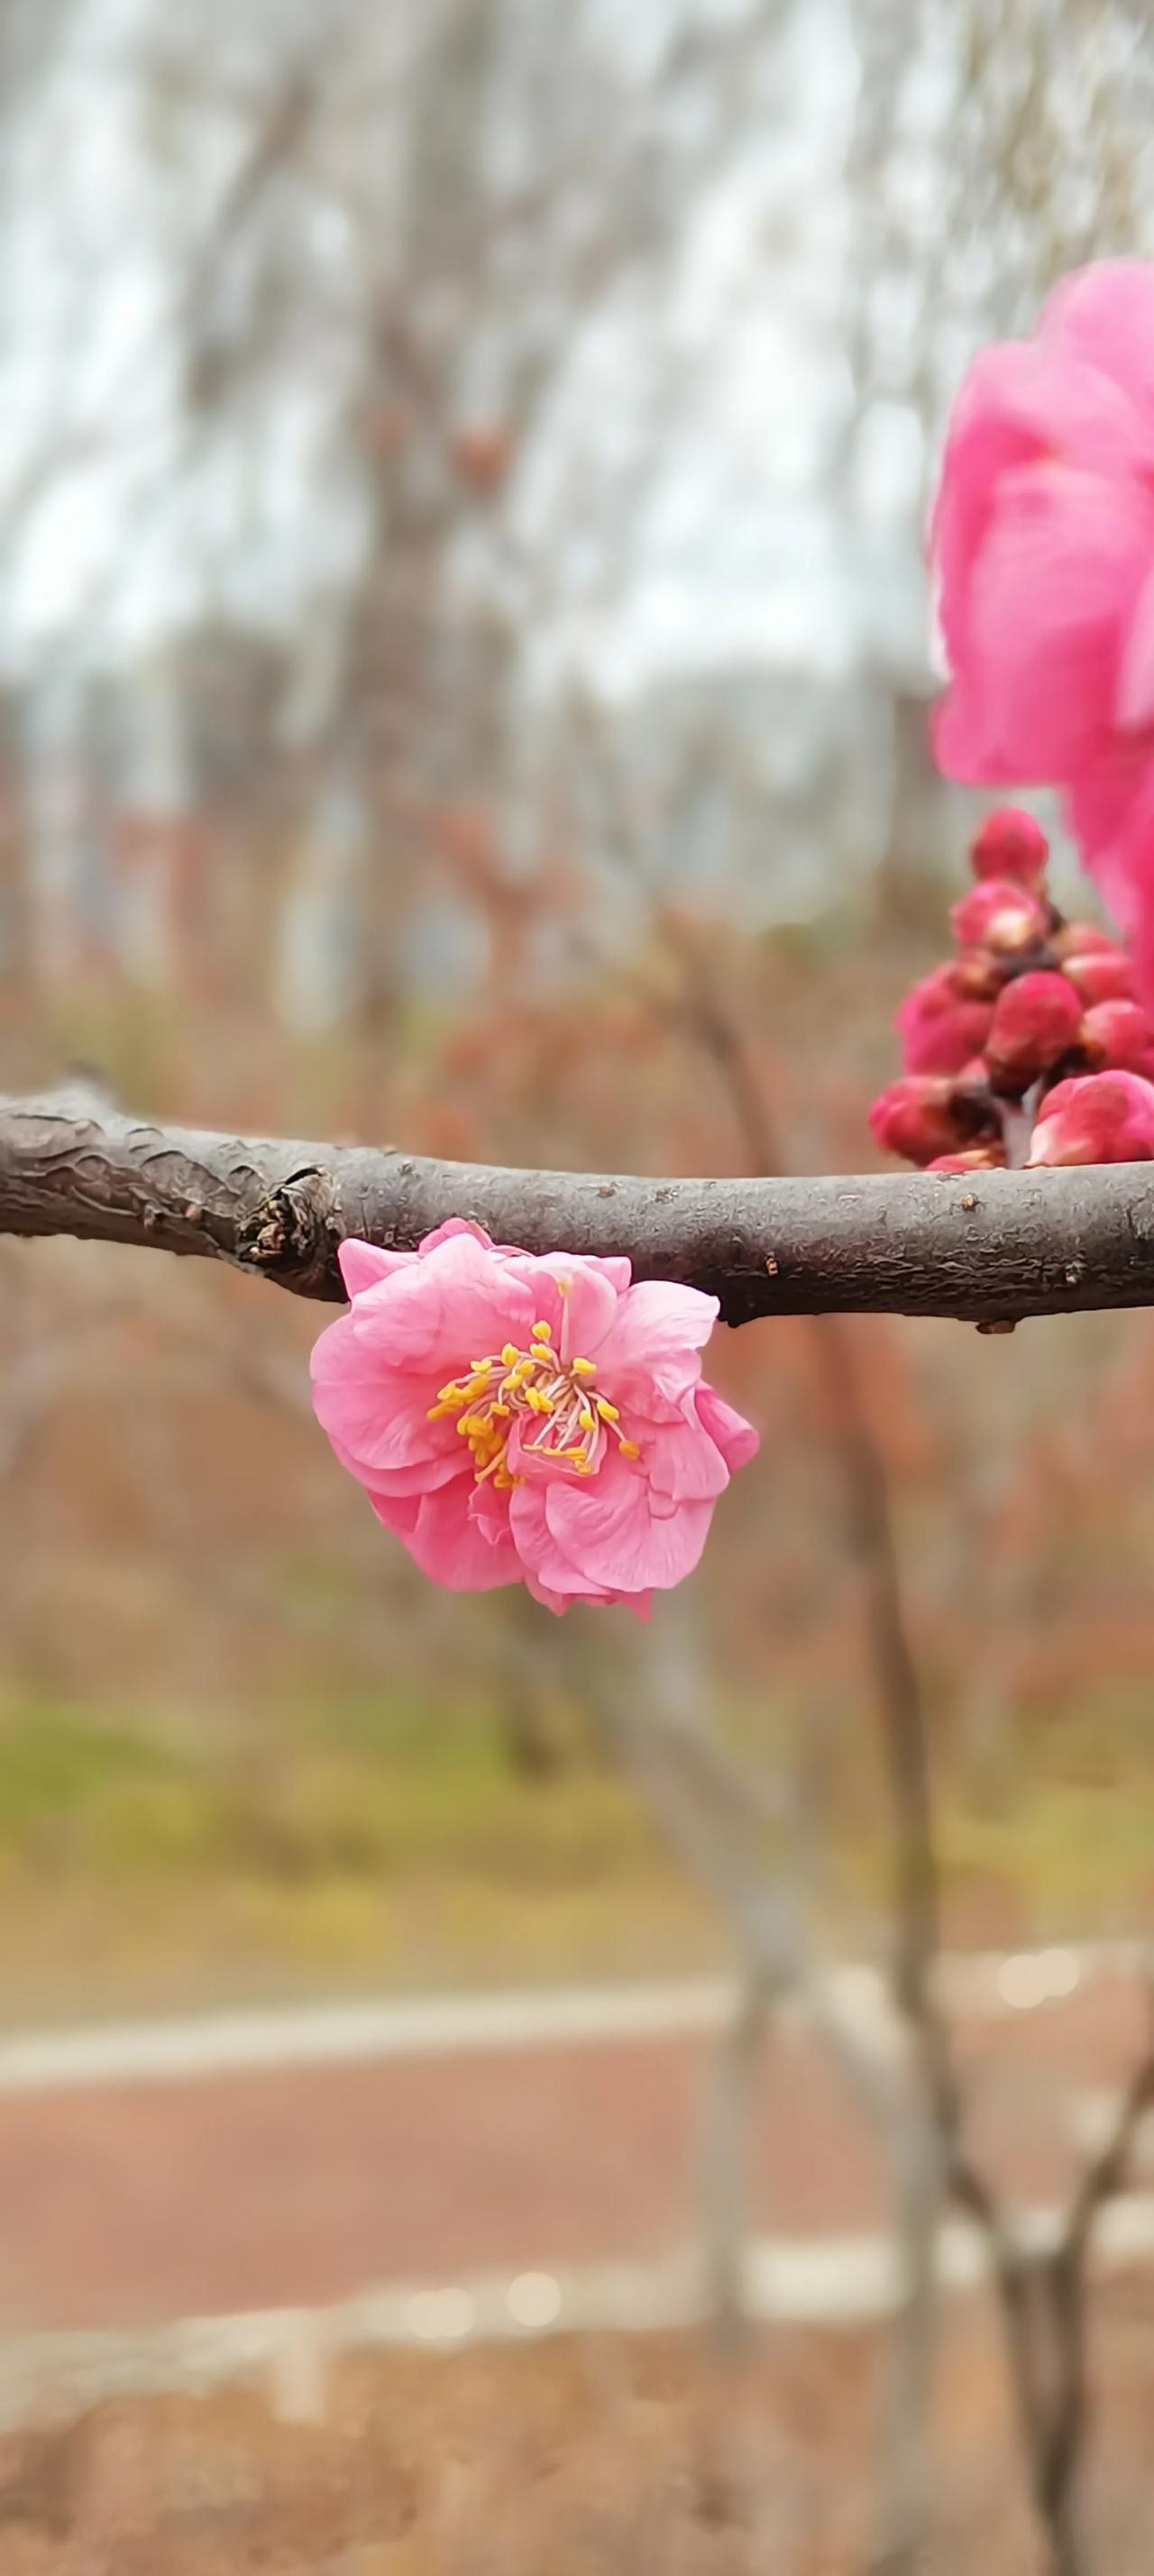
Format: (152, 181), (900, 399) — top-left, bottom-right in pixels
(0, 1973), (1144, 2334)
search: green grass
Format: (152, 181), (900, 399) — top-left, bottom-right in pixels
(0, 1691), (676, 1883)
(0, 1689), (1150, 2020)
(0, 1691), (714, 2017)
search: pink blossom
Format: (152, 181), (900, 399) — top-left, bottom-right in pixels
(897, 962), (994, 1076)
(930, 262), (1154, 995)
(1028, 1070), (1154, 1164)
(985, 970), (1083, 1086)
(969, 807), (1049, 890)
(310, 1221), (758, 1617)
(950, 880), (1047, 954)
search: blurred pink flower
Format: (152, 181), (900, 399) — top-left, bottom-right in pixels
(930, 261), (1154, 992)
(1028, 1069), (1154, 1165)
(311, 1220), (758, 1618)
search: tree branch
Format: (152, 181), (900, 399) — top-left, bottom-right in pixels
(5, 1089), (1154, 1324)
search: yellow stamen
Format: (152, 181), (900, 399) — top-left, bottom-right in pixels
(435, 1333), (631, 1494)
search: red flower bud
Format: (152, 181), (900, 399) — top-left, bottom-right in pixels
(869, 1075), (994, 1167)
(896, 962), (994, 1076)
(1029, 1071), (1154, 1166)
(969, 806), (1049, 891)
(1054, 921), (1118, 959)
(953, 950), (1002, 999)
(985, 970), (1083, 1087)
(951, 880), (1047, 955)
(927, 1146), (1008, 1173)
(1079, 997), (1154, 1074)
(1059, 948), (1134, 1004)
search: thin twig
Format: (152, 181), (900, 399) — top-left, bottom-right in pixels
(661, 924), (949, 2573)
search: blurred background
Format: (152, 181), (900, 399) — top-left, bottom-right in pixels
(3, 2), (1154, 2567)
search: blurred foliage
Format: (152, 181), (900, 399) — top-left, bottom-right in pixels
(0, 1676), (1149, 2021)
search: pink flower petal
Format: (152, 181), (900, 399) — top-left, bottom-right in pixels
(417, 1218), (494, 1253)
(1067, 762), (1154, 1006)
(499, 1251), (627, 1361)
(346, 1230), (536, 1370)
(545, 1451), (714, 1593)
(693, 1383), (761, 1474)
(337, 1240), (416, 1297)
(311, 1329), (457, 1481)
(931, 337), (1148, 684)
(402, 1483), (522, 1591)
(950, 463), (1151, 781)
(522, 1572), (653, 1619)
(598, 1279), (719, 1409)
(1043, 261), (1154, 435)
(645, 1413), (732, 1504)
(1116, 564), (1154, 731)
(508, 1482), (601, 1596)
(367, 1491), (422, 1538)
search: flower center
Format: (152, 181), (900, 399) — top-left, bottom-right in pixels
(427, 1318), (639, 1490)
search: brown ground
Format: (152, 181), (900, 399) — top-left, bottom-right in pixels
(2, 2280), (1154, 2573)
(0, 1974), (1149, 2568)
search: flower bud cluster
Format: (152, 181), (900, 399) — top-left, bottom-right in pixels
(869, 809), (1154, 1169)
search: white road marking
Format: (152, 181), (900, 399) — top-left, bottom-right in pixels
(5, 2193), (1154, 2432)
(0, 1939), (1139, 2094)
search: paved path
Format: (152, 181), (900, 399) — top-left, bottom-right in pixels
(0, 1957), (1147, 2340)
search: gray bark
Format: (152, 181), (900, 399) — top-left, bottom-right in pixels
(4, 1089), (1154, 1323)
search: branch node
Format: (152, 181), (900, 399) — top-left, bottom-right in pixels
(234, 1167), (341, 1293)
